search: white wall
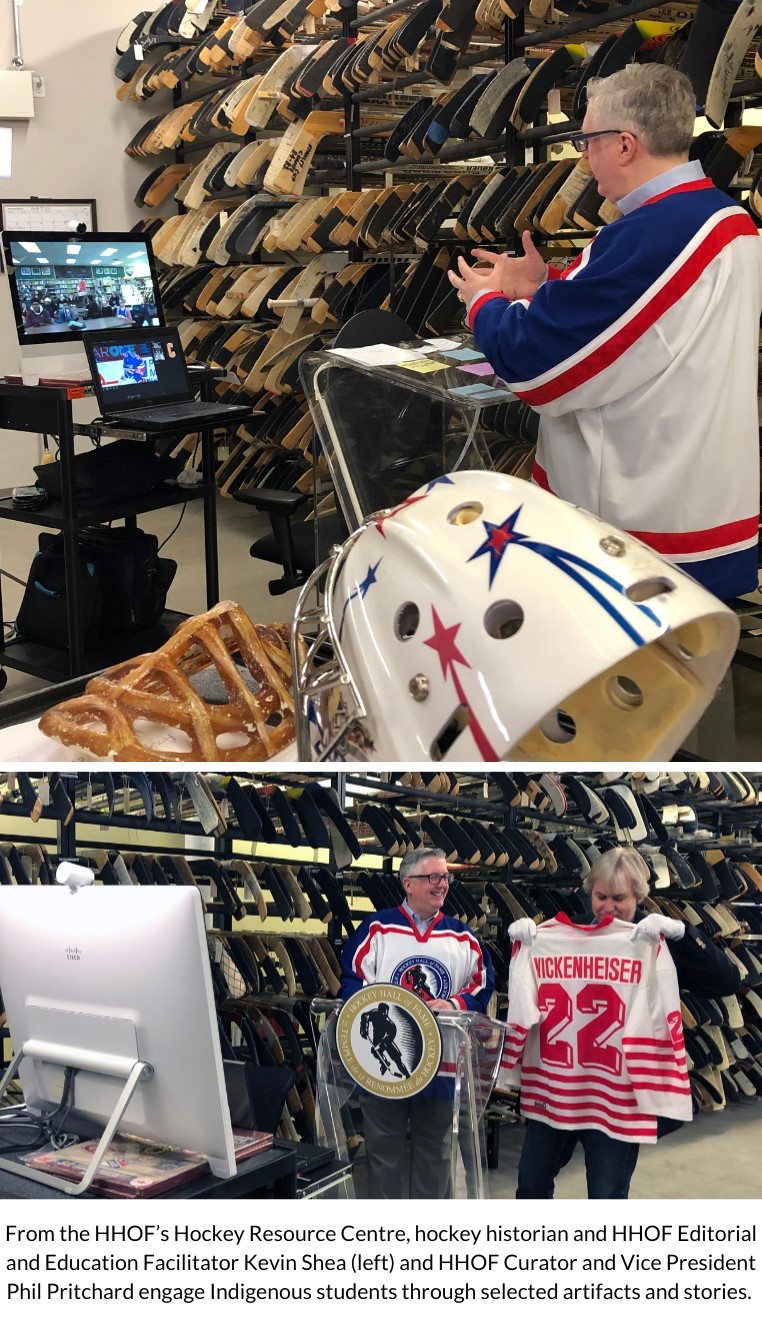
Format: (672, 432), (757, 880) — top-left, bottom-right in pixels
(0, 0), (155, 479)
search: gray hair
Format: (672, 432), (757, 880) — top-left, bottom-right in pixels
(586, 65), (695, 158)
(399, 847), (446, 884)
(582, 847), (650, 901)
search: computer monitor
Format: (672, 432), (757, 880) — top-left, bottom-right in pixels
(0, 885), (236, 1191)
(1, 230), (164, 378)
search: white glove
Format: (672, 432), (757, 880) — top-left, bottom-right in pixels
(630, 914), (685, 943)
(508, 918), (538, 946)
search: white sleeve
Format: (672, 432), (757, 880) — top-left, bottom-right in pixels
(497, 943), (540, 1088)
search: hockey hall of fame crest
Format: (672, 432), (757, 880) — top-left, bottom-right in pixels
(336, 984), (443, 1099)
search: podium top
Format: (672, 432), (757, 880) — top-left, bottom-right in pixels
(302, 334), (517, 409)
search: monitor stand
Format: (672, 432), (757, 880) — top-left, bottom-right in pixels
(0, 1041), (152, 1196)
(18, 341), (91, 384)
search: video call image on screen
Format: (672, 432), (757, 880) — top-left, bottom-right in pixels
(93, 336), (187, 403)
(3, 234), (162, 341)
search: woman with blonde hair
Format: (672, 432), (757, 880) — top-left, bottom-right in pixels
(508, 846), (740, 1198)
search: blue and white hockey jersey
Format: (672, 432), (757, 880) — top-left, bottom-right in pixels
(340, 906), (494, 1094)
(468, 174), (762, 599)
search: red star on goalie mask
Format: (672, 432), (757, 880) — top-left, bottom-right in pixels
(421, 607), (498, 759)
(423, 607), (470, 681)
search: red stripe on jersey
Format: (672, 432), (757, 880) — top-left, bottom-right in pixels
(531, 460), (554, 493)
(522, 1101), (656, 1140)
(353, 919), (416, 973)
(630, 1081), (692, 1096)
(467, 290), (507, 329)
(642, 179), (716, 206)
(625, 515), (759, 555)
(516, 213), (756, 406)
(523, 1081), (639, 1111)
(627, 1070), (689, 1086)
(558, 252), (585, 279)
(521, 1065), (641, 1095)
(623, 1036), (678, 1048)
(625, 1053), (686, 1065)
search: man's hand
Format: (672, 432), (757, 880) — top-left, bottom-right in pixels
(471, 231), (547, 301)
(448, 253), (505, 307)
(508, 918), (538, 947)
(630, 914), (685, 943)
(428, 998), (454, 1011)
(447, 231), (548, 308)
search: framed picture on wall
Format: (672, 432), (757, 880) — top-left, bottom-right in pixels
(0, 198), (97, 233)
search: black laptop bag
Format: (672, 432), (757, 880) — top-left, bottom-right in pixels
(33, 439), (182, 510)
(16, 527), (177, 648)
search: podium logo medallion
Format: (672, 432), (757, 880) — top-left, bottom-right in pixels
(337, 983), (442, 1099)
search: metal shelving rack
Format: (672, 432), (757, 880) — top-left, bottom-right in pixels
(0, 380), (220, 687)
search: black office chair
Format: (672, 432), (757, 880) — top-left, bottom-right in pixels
(234, 309), (415, 596)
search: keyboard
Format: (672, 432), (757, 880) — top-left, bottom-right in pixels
(111, 400), (241, 424)
(272, 1139), (335, 1175)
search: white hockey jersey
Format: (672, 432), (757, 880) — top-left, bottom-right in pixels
(499, 914), (692, 1143)
(468, 171), (762, 598)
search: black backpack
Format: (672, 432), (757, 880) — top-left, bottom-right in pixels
(16, 527), (177, 649)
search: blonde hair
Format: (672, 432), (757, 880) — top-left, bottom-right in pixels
(582, 847), (650, 901)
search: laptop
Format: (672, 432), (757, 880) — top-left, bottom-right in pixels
(83, 325), (252, 430)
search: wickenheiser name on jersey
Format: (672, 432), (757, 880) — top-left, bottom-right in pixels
(533, 954), (643, 984)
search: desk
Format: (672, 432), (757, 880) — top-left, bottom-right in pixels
(0, 714), (297, 761)
(0, 1146), (296, 1200)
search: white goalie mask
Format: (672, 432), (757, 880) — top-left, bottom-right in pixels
(291, 472), (739, 762)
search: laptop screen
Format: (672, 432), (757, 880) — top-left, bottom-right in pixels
(85, 327), (191, 410)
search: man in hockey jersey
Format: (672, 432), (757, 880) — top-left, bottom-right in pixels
(506, 847), (741, 1198)
(340, 846), (494, 1198)
(447, 64), (762, 601)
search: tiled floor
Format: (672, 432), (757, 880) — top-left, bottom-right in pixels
(2, 498), (761, 760)
(346, 1102), (761, 1199)
(486, 1102), (761, 1199)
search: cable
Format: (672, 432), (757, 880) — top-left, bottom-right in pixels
(0, 567), (27, 588)
(158, 501), (187, 551)
(0, 1066), (79, 1153)
(46, 1067), (79, 1149)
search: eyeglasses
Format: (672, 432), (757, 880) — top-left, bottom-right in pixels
(570, 129), (628, 153)
(408, 872), (451, 886)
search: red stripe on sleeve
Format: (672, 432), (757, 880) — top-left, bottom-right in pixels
(516, 213), (757, 406)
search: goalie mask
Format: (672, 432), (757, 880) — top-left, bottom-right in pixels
(292, 472), (739, 762)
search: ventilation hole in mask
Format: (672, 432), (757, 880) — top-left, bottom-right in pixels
(395, 602), (420, 641)
(484, 600), (524, 639)
(676, 644), (693, 661)
(447, 502), (483, 526)
(430, 705), (471, 760)
(538, 708), (577, 744)
(266, 711), (284, 727)
(626, 578), (676, 602)
(607, 675), (644, 710)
